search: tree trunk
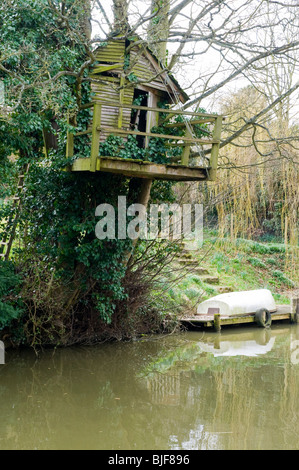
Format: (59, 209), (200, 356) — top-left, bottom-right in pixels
(111, 0), (172, 266)
(147, 0), (170, 65)
(132, 0), (170, 216)
(125, 177), (153, 266)
(128, 178), (152, 208)
(112, 0), (130, 35)
(81, 0), (92, 40)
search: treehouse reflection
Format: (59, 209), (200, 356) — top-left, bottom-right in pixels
(67, 38), (223, 182)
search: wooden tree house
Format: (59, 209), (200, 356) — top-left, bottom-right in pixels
(66, 38), (223, 182)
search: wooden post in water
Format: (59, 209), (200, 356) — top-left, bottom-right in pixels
(290, 298), (299, 323)
(209, 307), (221, 332)
(214, 313), (221, 332)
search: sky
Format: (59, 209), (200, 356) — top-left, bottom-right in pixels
(90, 0), (299, 118)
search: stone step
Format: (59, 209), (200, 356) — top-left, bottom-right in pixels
(178, 259), (199, 265)
(179, 252), (193, 259)
(201, 275), (220, 285)
(191, 267), (209, 275)
(178, 261), (209, 274)
(179, 250), (193, 258)
(215, 286), (233, 294)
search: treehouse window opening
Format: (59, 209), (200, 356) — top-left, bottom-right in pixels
(130, 89), (149, 148)
(101, 71), (119, 78)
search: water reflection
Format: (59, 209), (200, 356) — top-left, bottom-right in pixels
(198, 330), (276, 357)
(0, 325), (299, 450)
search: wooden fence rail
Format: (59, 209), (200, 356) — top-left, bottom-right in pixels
(66, 102), (223, 180)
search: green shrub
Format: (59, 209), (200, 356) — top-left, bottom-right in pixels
(189, 275), (203, 285)
(0, 260), (23, 329)
(211, 252), (229, 272)
(204, 286), (217, 296)
(272, 270), (295, 287)
(185, 287), (202, 300)
(250, 242), (271, 254)
(248, 257), (266, 268)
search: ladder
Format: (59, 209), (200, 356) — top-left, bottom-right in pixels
(0, 163), (30, 261)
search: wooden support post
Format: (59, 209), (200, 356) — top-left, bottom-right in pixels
(209, 307), (221, 332)
(214, 313), (221, 332)
(208, 116), (222, 181)
(42, 128), (49, 158)
(118, 75), (125, 129)
(181, 126), (192, 166)
(124, 178), (153, 268)
(66, 114), (74, 159)
(290, 298), (299, 323)
(90, 103), (102, 172)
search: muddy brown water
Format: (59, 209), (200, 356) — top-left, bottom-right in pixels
(0, 324), (299, 450)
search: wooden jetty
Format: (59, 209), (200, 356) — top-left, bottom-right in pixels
(181, 299), (299, 331)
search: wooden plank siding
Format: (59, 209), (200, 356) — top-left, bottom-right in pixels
(130, 47), (168, 93)
(91, 39), (130, 142)
(90, 79), (134, 142)
(94, 40), (126, 66)
(89, 39), (187, 144)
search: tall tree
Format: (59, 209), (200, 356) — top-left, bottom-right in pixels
(1, 0), (299, 346)
(147, 0), (170, 64)
(112, 0), (130, 34)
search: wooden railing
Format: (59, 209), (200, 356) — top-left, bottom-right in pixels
(66, 102), (223, 180)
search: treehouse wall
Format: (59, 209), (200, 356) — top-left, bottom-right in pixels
(91, 77), (134, 142)
(68, 40), (222, 182)
(93, 39), (183, 98)
(93, 39), (126, 71)
(89, 38), (188, 143)
(130, 46), (172, 95)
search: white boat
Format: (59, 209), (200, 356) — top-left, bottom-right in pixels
(197, 289), (277, 317)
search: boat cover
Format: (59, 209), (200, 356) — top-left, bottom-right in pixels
(197, 289), (277, 316)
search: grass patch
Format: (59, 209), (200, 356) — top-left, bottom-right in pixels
(247, 257), (267, 268)
(155, 231), (297, 315)
(272, 270), (295, 288)
(170, 231), (297, 309)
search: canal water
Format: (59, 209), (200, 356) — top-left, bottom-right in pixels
(0, 324), (299, 450)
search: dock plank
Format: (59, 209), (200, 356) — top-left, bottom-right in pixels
(181, 305), (292, 328)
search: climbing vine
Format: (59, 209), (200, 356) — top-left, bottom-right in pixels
(0, 1), (207, 348)
(99, 103), (210, 164)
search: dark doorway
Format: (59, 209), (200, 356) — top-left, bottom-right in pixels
(131, 89), (149, 148)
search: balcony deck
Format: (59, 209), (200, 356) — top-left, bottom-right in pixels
(71, 156), (209, 181)
(66, 102), (223, 182)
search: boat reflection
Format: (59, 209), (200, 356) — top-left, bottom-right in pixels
(139, 328), (278, 378)
(1, 326), (298, 450)
(197, 329), (276, 357)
